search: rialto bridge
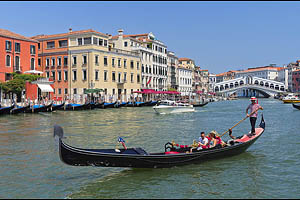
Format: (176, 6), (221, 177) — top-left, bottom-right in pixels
(213, 76), (286, 97)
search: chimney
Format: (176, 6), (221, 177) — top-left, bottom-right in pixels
(69, 28), (72, 33)
(118, 29), (124, 37)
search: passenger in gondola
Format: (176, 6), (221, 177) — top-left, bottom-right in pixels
(190, 131), (209, 153)
(208, 131), (226, 148)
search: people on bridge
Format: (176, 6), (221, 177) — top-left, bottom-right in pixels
(246, 97), (263, 136)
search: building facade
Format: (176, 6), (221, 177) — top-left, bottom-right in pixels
(292, 69), (300, 93)
(0, 29), (39, 82)
(193, 66), (209, 93)
(167, 51), (178, 90)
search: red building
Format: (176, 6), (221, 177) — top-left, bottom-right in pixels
(0, 28), (40, 82)
(292, 69), (300, 92)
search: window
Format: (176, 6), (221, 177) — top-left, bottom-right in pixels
(64, 56), (68, 66)
(38, 43), (40, 50)
(131, 73), (134, 83)
(46, 58), (50, 67)
(130, 60), (134, 69)
(112, 71), (116, 82)
(15, 43), (20, 52)
(118, 58), (121, 67)
(72, 70), (77, 81)
(112, 89), (115, 95)
(46, 71), (50, 78)
(78, 38), (82, 46)
(93, 37), (98, 45)
(15, 56), (20, 70)
(84, 37), (91, 45)
(58, 88), (62, 95)
(30, 45), (36, 54)
(83, 70), (87, 80)
(118, 72), (121, 83)
(51, 57), (55, 66)
(112, 58), (115, 67)
(104, 40), (107, 46)
(99, 39), (103, 46)
(104, 70), (107, 81)
(104, 57), (108, 66)
(124, 72), (127, 82)
(83, 55), (87, 65)
(124, 59), (127, 68)
(124, 41), (128, 47)
(95, 70), (99, 80)
(57, 57), (62, 66)
(64, 71), (68, 81)
(142, 64), (144, 73)
(65, 88), (68, 95)
(137, 74), (140, 83)
(5, 41), (12, 51)
(47, 41), (55, 49)
(95, 55), (99, 65)
(38, 58), (41, 66)
(59, 40), (68, 48)
(73, 56), (77, 65)
(51, 71), (55, 80)
(137, 62), (139, 70)
(58, 71), (62, 81)
(31, 58), (35, 70)
(73, 88), (77, 94)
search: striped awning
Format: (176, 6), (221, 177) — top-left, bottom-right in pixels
(37, 84), (54, 92)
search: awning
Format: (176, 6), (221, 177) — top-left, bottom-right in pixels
(37, 84), (54, 92)
(84, 88), (103, 94)
(24, 70), (44, 74)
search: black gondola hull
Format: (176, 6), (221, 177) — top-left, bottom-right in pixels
(25, 103), (53, 113)
(193, 102), (208, 107)
(0, 105), (15, 115)
(57, 114), (265, 168)
(10, 105), (30, 114)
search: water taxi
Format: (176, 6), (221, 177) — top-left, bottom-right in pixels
(152, 100), (195, 114)
(282, 93), (300, 103)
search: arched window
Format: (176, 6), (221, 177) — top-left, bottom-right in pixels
(270, 84), (274, 89)
(260, 81), (264, 86)
(230, 83), (234, 88)
(275, 85), (279, 90)
(6, 55), (11, 67)
(265, 82), (269, 87)
(31, 58), (35, 70)
(240, 80), (244, 85)
(235, 82), (239, 87)
(215, 86), (219, 92)
(254, 80), (259, 85)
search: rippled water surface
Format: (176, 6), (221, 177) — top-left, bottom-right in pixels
(0, 99), (299, 198)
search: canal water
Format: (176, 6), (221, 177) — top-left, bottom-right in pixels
(0, 98), (299, 198)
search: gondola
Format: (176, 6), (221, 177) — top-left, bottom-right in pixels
(117, 102), (128, 108)
(25, 103), (53, 113)
(135, 102), (147, 107)
(59, 103), (90, 111)
(54, 115), (265, 168)
(193, 102), (208, 107)
(102, 102), (117, 109)
(94, 102), (105, 109)
(0, 105), (15, 115)
(49, 102), (65, 112)
(126, 102), (135, 107)
(292, 103), (300, 110)
(10, 105), (30, 114)
(144, 101), (158, 106)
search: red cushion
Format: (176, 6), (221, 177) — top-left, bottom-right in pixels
(165, 151), (180, 154)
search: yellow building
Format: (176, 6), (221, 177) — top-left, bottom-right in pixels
(68, 29), (141, 102)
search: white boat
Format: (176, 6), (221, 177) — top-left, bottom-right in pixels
(153, 100), (195, 114)
(282, 93), (300, 103)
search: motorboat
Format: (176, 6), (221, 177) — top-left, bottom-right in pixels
(282, 93), (300, 103)
(153, 100), (195, 114)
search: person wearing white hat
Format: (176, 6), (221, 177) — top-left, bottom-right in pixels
(246, 97), (263, 135)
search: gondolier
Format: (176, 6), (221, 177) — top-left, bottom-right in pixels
(246, 97), (263, 135)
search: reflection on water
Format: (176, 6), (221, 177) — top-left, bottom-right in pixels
(0, 99), (300, 198)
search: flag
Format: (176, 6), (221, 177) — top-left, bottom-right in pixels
(146, 77), (152, 86)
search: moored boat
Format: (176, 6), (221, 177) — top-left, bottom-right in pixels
(102, 102), (117, 109)
(50, 102), (65, 112)
(144, 100), (158, 106)
(25, 103), (53, 113)
(292, 103), (300, 110)
(0, 105), (15, 115)
(153, 100), (195, 114)
(59, 103), (90, 111)
(10, 105), (30, 114)
(54, 115), (265, 168)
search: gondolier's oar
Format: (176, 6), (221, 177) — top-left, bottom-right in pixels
(220, 107), (262, 138)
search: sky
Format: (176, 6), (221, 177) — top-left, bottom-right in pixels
(1, 1), (300, 74)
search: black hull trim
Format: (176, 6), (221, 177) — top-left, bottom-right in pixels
(0, 105), (15, 115)
(50, 103), (65, 112)
(10, 105), (30, 114)
(193, 102), (208, 107)
(25, 103), (53, 113)
(292, 103), (300, 110)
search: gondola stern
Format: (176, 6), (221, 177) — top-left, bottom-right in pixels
(53, 124), (64, 139)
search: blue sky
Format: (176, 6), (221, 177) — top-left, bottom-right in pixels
(1, 1), (300, 74)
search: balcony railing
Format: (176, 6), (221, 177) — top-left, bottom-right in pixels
(109, 48), (139, 57)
